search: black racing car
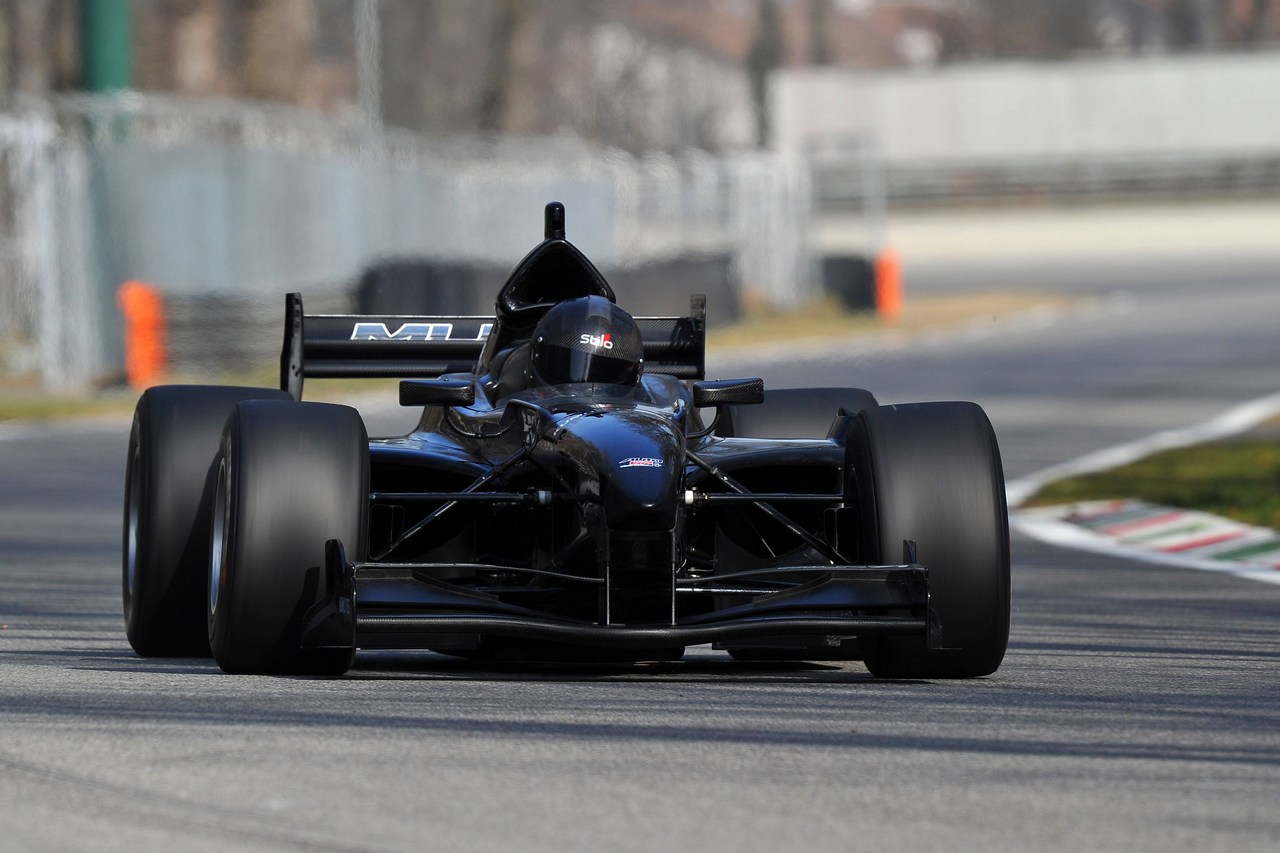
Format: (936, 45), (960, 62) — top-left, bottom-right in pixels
(123, 202), (1010, 678)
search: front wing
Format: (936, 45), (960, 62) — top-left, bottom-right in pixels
(302, 540), (941, 655)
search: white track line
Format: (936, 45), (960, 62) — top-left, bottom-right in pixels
(1006, 390), (1280, 506)
(1008, 390), (1280, 585)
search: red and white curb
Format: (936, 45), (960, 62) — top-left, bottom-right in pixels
(1013, 499), (1280, 586)
(1008, 390), (1280, 587)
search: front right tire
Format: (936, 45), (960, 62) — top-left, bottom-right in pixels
(123, 385), (289, 657)
(848, 402), (1010, 678)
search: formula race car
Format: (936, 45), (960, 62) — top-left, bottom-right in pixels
(123, 203), (1010, 678)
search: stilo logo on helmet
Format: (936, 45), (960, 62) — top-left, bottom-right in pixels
(579, 333), (613, 350)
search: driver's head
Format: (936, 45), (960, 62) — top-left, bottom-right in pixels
(527, 296), (644, 387)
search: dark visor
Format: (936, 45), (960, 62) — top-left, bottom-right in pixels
(532, 344), (640, 386)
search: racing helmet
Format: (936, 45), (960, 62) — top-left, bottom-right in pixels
(528, 295), (644, 387)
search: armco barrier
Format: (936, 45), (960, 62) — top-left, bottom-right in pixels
(356, 259), (504, 317)
(606, 255), (741, 325)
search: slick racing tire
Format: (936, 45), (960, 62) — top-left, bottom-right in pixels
(848, 402), (1010, 679)
(720, 387), (878, 439)
(124, 385), (290, 657)
(208, 400), (367, 675)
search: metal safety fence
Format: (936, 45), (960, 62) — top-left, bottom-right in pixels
(1, 93), (814, 391)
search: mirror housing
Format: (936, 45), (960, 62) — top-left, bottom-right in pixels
(691, 378), (764, 407)
(399, 379), (476, 407)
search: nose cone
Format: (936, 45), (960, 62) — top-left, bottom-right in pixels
(558, 411), (684, 531)
(606, 450), (680, 530)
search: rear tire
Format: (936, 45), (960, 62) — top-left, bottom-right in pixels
(719, 387), (878, 439)
(123, 385), (289, 657)
(208, 400), (367, 675)
(848, 402), (1010, 678)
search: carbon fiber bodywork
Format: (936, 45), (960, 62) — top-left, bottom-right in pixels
(281, 204), (940, 663)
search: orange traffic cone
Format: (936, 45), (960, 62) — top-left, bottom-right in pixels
(117, 281), (168, 389)
(874, 248), (903, 321)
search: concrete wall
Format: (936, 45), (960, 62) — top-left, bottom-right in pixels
(773, 53), (1280, 165)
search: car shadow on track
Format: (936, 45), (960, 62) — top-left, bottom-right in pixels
(344, 650), (918, 685)
(41, 645), (933, 685)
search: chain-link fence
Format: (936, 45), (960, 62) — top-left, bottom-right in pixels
(1, 93), (814, 391)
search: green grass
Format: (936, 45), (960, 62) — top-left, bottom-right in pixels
(0, 394), (135, 421)
(1023, 433), (1280, 530)
(0, 370), (137, 421)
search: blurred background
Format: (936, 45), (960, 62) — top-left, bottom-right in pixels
(2, 0), (1279, 392)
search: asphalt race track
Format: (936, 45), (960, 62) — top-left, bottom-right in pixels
(2, 265), (1279, 851)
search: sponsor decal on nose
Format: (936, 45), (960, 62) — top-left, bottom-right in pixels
(620, 457), (663, 469)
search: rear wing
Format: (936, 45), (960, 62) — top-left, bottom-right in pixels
(280, 292), (706, 399)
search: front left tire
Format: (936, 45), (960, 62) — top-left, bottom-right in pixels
(207, 400), (368, 675)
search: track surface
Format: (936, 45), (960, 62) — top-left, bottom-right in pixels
(2, 266), (1279, 851)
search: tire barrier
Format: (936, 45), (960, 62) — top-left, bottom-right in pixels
(606, 255), (742, 326)
(821, 252), (903, 318)
(137, 254), (741, 380)
(356, 259), (504, 316)
(355, 255), (742, 326)
(821, 255), (876, 313)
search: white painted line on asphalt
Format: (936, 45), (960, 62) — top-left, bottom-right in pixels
(1006, 389), (1280, 507)
(0, 421), (33, 441)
